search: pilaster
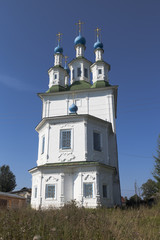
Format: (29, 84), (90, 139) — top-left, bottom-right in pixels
(38, 173), (43, 209)
(78, 172), (83, 206)
(46, 124), (50, 161)
(84, 121), (88, 160)
(96, 172), (101, 206)
(60, 173), (65, 205)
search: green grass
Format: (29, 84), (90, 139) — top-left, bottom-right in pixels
(0, 202), (160, 240)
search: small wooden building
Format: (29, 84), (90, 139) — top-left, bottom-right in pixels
(12, 187), (31, 204)
(0, 191), (26, 209)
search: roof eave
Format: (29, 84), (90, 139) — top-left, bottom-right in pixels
(90, 60), (111, 71)
(29, 161), (116, 172)
(35, 114), (113, 132)
(37, 85), (118, 98)
(68, 57), (92, 66)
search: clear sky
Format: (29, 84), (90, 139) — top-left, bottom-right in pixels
(0, 0), (160, 198)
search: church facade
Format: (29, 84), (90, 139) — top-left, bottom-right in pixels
(29, 23), (121, 209)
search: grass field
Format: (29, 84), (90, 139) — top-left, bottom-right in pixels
(0, 202), (160, 240)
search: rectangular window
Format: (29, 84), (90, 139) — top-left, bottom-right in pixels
(61, 130), (71, 149)
(72, 69), (75, 79)
(41, 135), (45, 154)
(34, 187), (37, 198)
(45, 184), (55, 199)
(93, 132), (101, 151)
(84, 183), (93, 198)
(84, 68), (88, 78)
(54, 74), (57, 79)
(77, 67), (81, 77)
(98, 69), (102, 75)
(103, 185), (107, 198)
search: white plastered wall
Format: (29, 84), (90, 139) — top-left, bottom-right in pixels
(30, 165), (115, 209)
(69, 59), (91, 84)
(86, 119), (109, 165)
(91, 62), (109, 83)
(37, 119), (86, 166)
(42, 89), (116, 132)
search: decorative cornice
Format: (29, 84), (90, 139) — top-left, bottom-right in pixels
(37, 85), (118, 99)
(35, 114), (113, 132)
(60, 124), (74, 128)
(68, 57), (92, 66)
(90, 60), (111, 71)
(28, 161), (116, 172)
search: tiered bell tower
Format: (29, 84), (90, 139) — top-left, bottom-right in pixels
(29, 22), (121, 209)
(69, 20), (92, 85)
(90, 28), (110, 86)
(48, 32), (69, 90)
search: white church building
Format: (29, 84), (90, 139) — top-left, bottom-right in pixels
(29, 23), (121, 209)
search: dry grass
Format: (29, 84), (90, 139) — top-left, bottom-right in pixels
(0, 202), (160, 240)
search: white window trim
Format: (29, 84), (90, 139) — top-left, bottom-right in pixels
(59, 128), (73, 151)
(54, 73), (57, 80)
(45, 184), (56, 200)
(98, 68), (102, 75)
(83, 182), (94, 199)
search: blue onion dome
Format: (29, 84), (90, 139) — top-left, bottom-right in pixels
(94, 38), (103, 50)
(54, 44), (63, 54)
(69, 103), (78, 114)
(74, 34), (86, 46)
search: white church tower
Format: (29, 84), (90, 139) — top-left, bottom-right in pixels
(29, 22), (121, 209)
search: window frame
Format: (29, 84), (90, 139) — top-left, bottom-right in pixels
(34, 186), (37, 198)
(84, 68), (88, 78)
(45, 184), (56, 199)
(84, 183), (93, 198)
(60, 129), (72, 150)
(54, 73), (57, 80)
(102, 184), (107, 198)
(77, 67), (81, 77)
(72, 69), (75, 79)
(98, 69), (102, 75)
(93, 131), (102, 152)
(41, 135), (45, 154)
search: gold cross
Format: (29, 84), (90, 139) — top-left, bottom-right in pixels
(76, 20), (84, 33)
(56, 32), (63, 43)
(95, 27), (101, 38)
(64, 56), (68, 64)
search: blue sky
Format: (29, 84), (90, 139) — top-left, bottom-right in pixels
(0, 0), (160, 198)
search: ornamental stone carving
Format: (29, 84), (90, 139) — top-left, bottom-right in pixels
(83, 174), (95, 181)
(60, 124), (74, 128)
(58, 152), (75, 162)
(45, 176), (59, 182)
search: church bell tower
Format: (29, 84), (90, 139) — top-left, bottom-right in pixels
(29, 21), (121, 209)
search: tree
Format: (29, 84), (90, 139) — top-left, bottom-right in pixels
(126, 194), (142, 207)
(0, 165), (16, 192)
(141, 179), (158, 200)
(153, 134), (160, 189)
(129, 194), (141, 203)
